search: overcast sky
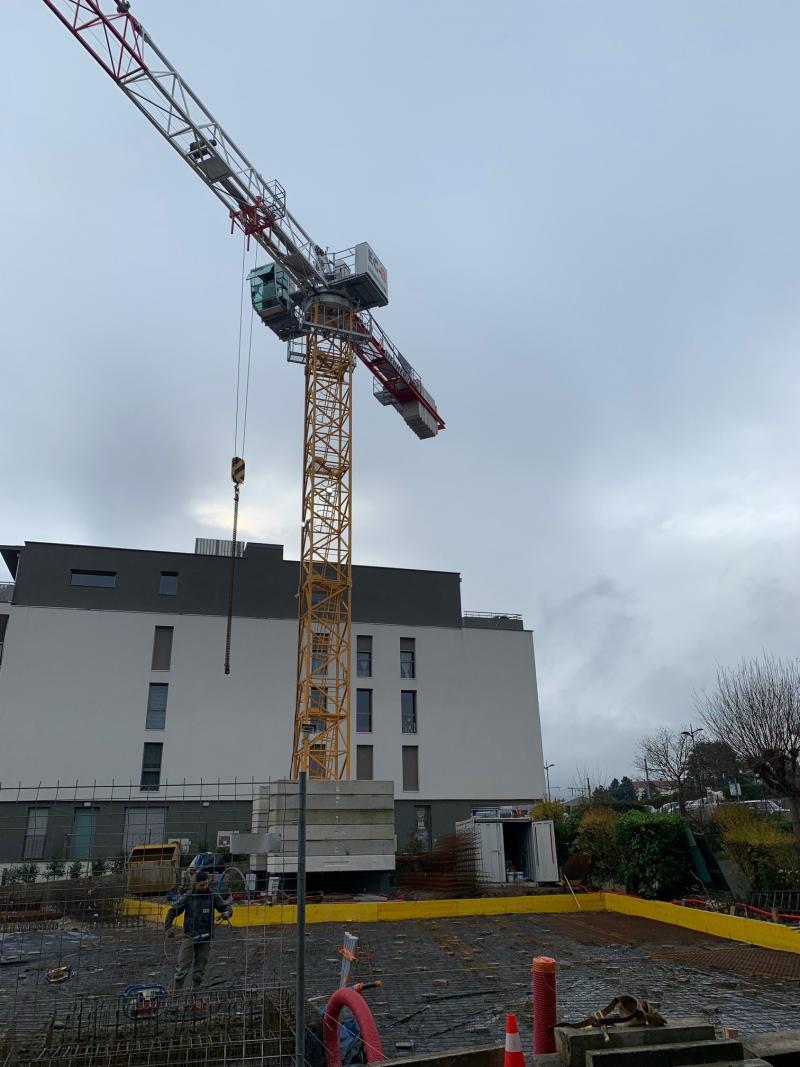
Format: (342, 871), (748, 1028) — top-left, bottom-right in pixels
(4, 1), (800, 791)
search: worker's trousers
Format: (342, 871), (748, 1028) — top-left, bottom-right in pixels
(174, 937), (212, 990)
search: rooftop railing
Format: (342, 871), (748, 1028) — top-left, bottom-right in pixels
(463, 610), (522, 621)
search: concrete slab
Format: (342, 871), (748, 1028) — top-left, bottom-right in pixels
(742, 1029), (800, 1066)
(585, 1039), (745, 1066)
(380, 1044), (504, 1067)
(555, 1021), (716, 1067)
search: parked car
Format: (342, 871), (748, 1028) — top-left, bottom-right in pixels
(739, 799), (790, 816)
(659, 802), (680, 814)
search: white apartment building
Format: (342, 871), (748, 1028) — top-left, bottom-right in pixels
(0, 540), (544, 861)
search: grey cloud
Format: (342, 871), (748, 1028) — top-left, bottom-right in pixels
(5, 1), (800, 784)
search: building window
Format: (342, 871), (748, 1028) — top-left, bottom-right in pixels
(140, 742), (163, 790)
(402, 746), (419, 791)
(414, 805), (432, 850)
(356, 635), (372, 677)
(70, 570), (117, 588)
(146, 683), (168, 730)
(123, 807), (167, 852)
(400, 637), (416, 679)
(312, 635), (329, 676)
(151, 626), (174, 671)
(401, 690), (417, 734)
(356, 745), (373, 780)
(22, 807), (49, 860)
(159, 571), (179, 595)
(310, 742), (327, 779)
(356, 689), (372, 732)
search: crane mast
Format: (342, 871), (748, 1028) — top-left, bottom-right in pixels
(40, 0), (445, 780)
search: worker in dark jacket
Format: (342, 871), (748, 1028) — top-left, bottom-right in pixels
(164, 869), (231, 991)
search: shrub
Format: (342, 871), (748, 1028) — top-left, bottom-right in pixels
(575, 808), (620, 885)
(91, 857), (107, 878)
(530, 801), (579, 863)
(18, 863), (39, 884)
(612, 811), (693, 900)
(714, 805), (800, 891)
(46, 855), (66, 881)
(107, 853), (126, 875)
(68, 861), (83, 880)
(1, 866), (21, 886)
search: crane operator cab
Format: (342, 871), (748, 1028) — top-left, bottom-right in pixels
(248, 263), (303, 342)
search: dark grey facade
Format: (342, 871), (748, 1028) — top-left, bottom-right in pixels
(2, 541), (467, 629)
(0, 801), (253, 865)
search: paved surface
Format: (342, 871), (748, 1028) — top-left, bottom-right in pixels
(1, 912), (799, 1057)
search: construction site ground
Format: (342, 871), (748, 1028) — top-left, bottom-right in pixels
(2, 911), (799, 1057)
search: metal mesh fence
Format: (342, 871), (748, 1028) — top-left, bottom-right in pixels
(2, 782), (800, 1064)
(0, 780), (308, 1065)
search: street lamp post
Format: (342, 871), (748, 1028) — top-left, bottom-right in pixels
(544, 763), (555, 803)
(681, 725), (704, 807)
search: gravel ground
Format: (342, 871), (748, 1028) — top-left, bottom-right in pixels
(1, 911), (799, 1059)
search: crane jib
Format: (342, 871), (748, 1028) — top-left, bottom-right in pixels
(39, 0), (444, 433)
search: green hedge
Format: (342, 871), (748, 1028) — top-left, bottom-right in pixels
(612, 811), (693, 900)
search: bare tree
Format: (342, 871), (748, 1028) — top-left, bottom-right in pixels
(635, 727), (692, 814)
(696, 654), (800, 833)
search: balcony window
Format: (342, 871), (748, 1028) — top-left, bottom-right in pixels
(140, 742), (163, 791)
(146, 683), (168, 730)
(401, 690), (417, 734)
(402, 746), (419, 791)
(356, 745), (373, 781)
(356, 635), (372, 678)
(356, 689), (372, 732)
(400, 637), (416, 679)
(151, 626), (174, 671)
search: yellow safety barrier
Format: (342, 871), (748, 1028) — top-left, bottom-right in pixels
(603, 893), (800, 955)
(123, 891), (800, 956)
(124, 892), (604, 927)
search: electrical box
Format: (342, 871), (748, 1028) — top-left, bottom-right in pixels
(217, 830), (282, 855)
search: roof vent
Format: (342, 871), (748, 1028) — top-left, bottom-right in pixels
(194, 538), (246, 558)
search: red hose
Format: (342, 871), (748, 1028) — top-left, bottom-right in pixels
(532, 956), (557, 1055)
(323, 987), (384, 1067)
(671, 899), (800, 922)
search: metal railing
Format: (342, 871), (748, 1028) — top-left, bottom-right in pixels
(0, 583), (13, 603)
(463, 610), (522, 621)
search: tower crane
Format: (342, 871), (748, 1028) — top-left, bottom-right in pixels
(40, 0), (445, 780)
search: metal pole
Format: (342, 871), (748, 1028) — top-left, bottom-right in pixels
(544, 763), (554, 803)
(295, 770), (307, 1067)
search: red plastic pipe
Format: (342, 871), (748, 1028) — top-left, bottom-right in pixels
(672, 898), (800, 922)
(323, 986), (384, 1067)
(532, 955), (557, 1055)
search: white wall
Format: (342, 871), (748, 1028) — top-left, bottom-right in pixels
(0, 606), (545, 802)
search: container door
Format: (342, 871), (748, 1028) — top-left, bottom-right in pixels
(532, 820), (559, 882)
(71, 809), (96, 860)
(523, 823), (535, 880)
(477, 822), (505, 883)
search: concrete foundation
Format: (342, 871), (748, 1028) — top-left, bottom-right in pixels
(555, 1021), (716, 1067)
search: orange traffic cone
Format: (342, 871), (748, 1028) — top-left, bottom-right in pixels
(504, 1012), (526, 1067)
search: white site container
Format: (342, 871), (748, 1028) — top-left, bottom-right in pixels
(455, 816), (559, 885)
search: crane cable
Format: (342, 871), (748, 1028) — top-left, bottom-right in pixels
(225, 240), (256, 674)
